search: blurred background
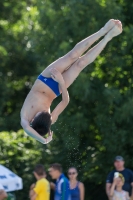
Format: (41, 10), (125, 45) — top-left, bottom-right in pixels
(0, 0), (133, 199)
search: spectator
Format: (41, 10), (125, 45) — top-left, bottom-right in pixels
(68, 167), (85, 200)
(109, 173), (130, 200)
(106, 156), (133, 199)
(49, 163), (71, 200)
(29, 164), (50, 200)
(0, 183), (7, 200)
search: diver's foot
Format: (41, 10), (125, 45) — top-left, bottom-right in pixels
(104, 20), (122, 41)
(100, 19), (116, 36)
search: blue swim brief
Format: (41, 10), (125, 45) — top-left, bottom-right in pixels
(37, 74), (60, 96)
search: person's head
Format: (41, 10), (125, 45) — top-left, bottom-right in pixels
(68, 167), (78, 181)
(33, 164), (46, 180)
(49, 163), (62, 179)
(32, 111), (52, 136)
(115, 173), (125, 188)
(114, 156), (125, 171)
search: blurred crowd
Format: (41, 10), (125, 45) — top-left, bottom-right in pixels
(0, 155), (133, 200)
(29, 163), (85, 200)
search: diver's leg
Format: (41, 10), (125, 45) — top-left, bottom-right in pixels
(42, 19), (116, 77)
(62, 21), (122, 88)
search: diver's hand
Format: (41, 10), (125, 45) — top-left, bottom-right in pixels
(45, 131), (53, 144)
(50, 68), (64, 84)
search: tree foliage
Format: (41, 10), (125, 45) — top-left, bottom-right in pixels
(0, 0), (133, 199)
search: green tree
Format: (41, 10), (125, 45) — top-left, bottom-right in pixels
(1, 0), (133, 199)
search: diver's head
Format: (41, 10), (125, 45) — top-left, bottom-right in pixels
(32, 111), (52, 136)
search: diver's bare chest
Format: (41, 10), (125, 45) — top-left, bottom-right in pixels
(21, 97), (49, 122)
(22, 90), (48, 111)
(25, 92), (48, 108)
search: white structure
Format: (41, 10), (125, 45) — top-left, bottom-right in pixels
(0, 165), (23, 192)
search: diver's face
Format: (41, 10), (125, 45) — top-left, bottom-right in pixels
(35, 112), (41, 118)
(31, 111), (52, 124)
(31, 112), (42, 122)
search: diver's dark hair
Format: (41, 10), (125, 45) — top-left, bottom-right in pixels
(32, 111), (51, 136)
